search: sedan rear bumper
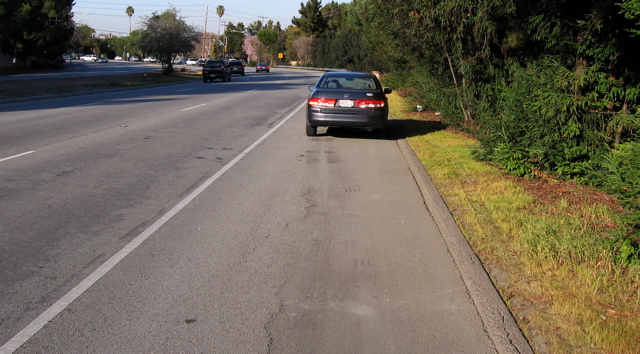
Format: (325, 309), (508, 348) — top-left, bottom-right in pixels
(307, 107), (388, 130)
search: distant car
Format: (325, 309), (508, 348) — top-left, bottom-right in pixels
(130, 56), (139, 61)
(114, 56), (123, 61)
(97, 57), (108, 63)
(202, 59), (231, 82)
(143, 57), (157, 63)
(256, 62), (270, 73)
(306, 71), (392, 137)
(186, 58), (198, 66)
(173, 58), (187, 65)
(227, 60), (245, 76)
(197, 58), (208, 66)
(80, 54), (97, 61)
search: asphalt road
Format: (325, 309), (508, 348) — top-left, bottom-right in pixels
(0, 69), (530, 353)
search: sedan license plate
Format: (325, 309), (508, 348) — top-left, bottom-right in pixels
(337, 99), (354, 108)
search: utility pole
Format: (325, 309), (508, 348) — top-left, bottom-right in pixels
(258, 16), (268, 29)
(203, 5), (209, 58)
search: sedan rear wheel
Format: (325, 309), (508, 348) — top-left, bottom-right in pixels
(306, 124), (317, 137)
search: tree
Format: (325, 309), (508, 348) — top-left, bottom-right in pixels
(0, 0), (75, 68)
(126, 6), (134, 35)
(257, 29), (278, 47)
(70, 24), (96, 54)
(292, 0), (327, 37)
(292, 36), (314, 65)
(257, 29), (279, 61)
(247, 21), (263, 35)
(322, 1), (344, 32)
(126, 29), (143, 59)
(217, 5), (225, 35)
(224, 22), (246, 59)
(243, 35), (258, 62)
(139, 8), (199, 74)
(243, 35), (270, 62)
(620, 0), (640, 35)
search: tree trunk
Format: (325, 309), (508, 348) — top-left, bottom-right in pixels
(615, 101), (628, 147)
(445, 49), (473, 122)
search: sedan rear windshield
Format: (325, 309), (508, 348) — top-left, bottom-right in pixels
(205, 61), (224, 67)
(318, 76), (378, 90)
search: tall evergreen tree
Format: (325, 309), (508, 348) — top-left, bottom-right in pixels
(292, 0), (327, 37)
(0, 0), (74, 67)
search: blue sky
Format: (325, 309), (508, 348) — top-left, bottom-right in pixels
(73, 0), (350, 36)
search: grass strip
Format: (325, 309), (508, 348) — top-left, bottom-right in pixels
(1, 71), (199, 99)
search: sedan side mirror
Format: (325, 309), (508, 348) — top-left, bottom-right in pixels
(384, 88), (392, 94)
(309, 85), (315, 91)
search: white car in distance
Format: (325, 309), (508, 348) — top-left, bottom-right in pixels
(80, 54), (97, 61)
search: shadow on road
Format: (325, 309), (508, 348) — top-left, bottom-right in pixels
(312, 119), (445, 141)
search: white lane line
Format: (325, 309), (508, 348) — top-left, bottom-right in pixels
(176, 88), (192, 92)
(181, 103), (206, 111)
(0, 100), (307, 354)
(0, 151), (35, 163)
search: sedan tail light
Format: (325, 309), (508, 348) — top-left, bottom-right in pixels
(309, 98), (386, 108)
(308, 97), (337, 107)
(355, 99), (386, 108)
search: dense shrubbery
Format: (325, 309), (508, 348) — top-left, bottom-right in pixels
(300, 0), (640, 264)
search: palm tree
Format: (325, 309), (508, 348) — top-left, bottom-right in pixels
(126, 6), (134, 35)
(216, 5), (225, 36)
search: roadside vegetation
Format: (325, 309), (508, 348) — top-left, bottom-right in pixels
(299, 0), (640, 265)
(389, 93), (640, 353)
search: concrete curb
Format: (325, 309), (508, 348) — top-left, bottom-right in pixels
(396, 138), (533, 354)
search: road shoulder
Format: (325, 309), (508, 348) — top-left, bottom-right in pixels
(397, 138), (533, 353)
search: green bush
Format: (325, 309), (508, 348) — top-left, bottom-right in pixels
(476, 59), (615, 178)
(583, 141), (640, 266)
(588, 141), (640, 209)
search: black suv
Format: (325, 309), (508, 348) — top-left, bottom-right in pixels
(227, 60), (245, 76)
(202, 60), (231, 82)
